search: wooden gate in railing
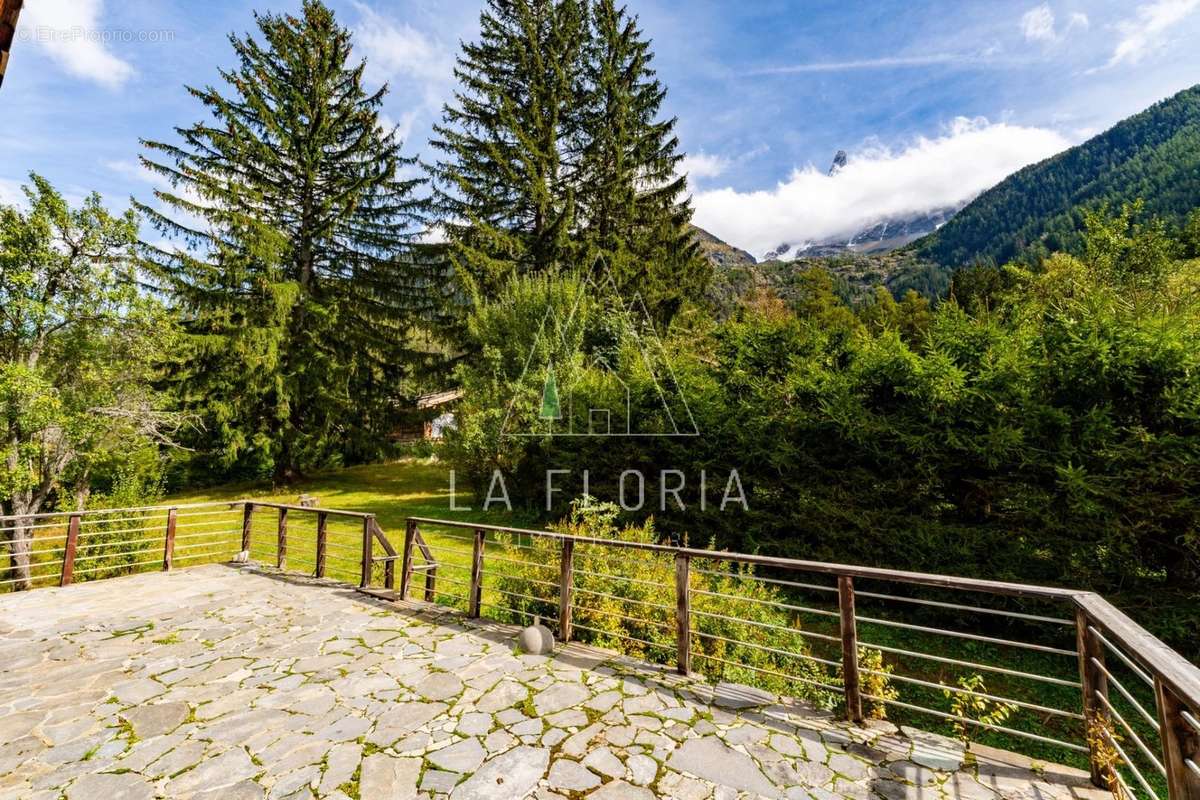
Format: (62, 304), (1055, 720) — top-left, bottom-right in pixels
(375, 516), (1200, 800)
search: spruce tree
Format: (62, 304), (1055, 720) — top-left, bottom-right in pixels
(136, 1), (433, 481)
(429, 0), (586, 303)
(574, 0), (707, 327)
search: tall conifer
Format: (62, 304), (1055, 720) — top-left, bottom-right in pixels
(575, 0), (707, 326)
(136, 1), (433, 481)
(429, 0), (586, 302)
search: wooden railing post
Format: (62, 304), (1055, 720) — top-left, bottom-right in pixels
(1075, 609), (1110, 788)
(162, 508), (178, 571)
(558, 538), (575, 641)
(276, 507), (288, 570)
(468, 529), (485, 619)
(360, 516), (373, 589)
(241, 503), (254, 555)
(423, 540), (437, 603)
(1156, 679), (1200, 800)
(399, 519), (415, 600)
(383, 534), (396, 591)
(674, 553), (691, 675)
(59, 514), (81, 587)
(315, 512), (328, 579)
(839, 575), (863, 724)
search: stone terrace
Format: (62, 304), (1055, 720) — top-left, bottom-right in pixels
(0, 564), (1110, 800)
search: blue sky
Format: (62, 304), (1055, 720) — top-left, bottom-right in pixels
(2, 0), (1199, 255)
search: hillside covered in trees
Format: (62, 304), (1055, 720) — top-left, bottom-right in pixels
(913, 83), (1200, 270)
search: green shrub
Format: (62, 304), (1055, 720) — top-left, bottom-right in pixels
(490, 499), (838, 708)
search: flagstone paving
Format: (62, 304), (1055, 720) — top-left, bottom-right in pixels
(0, 564), (1110, 800)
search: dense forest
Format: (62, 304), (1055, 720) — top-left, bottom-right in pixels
(913, 83), (1200, 270)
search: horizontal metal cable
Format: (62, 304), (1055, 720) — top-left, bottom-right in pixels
(855, 614), (1077, 656)
(1099, 726), (1161, 800)
(490, 586), (557, 606)
(863, 668), (1082, 719)
(2, 521), (74, 532)
(689, 587), (840, 619)
(852, 589), (1072, 626)
(1, 501), (237, 523)
(0, 558), (63, 571)
(570, 568), (667, 589)
(174, 540), (237, 553)
(476, 552), (557, 571)
(496, 537), (558, 553)
(480, 600), (545, 624)
(690, 608), (841, 643)
(575, 605), (674, 632)
(77, 524), (163, 538)
(1187, 758), (1200, 780)
(573, 586), (673, 612)
(173, 550), (231, 562)
(79, 515), (167, 527)
(71, 558), (165, 576)
(693, 651), (845, 694)
(77, 536), (162, 550)
(1183, 710), (1200, 736)
(1089, 626), (1156, 688)
(1, 535), (66, 546)
(693, 630), (842, 669)
(418, 542), (472, 558)
(480, 571), (560, 590)
(173, 530), (239, 542)
(572, 621), (669, 652)
(425, 529), (475, 542)
(856, 638), (1080, 688)
(863, 693), (1087, 753)
(425, 588), (468, 606)
(419, 562), (472, 575)
(426, 574), (471, 589)
(1094, 690), (1166, 776)
(0, 573), (59, 585)
(173, 509), (239, 519)
(20, 546), (67, 557)
(1090, 657), (1161, 732)
(76, 548), (161, 564)
(692, 566), (836, 594)
(172, 519), (239, 531)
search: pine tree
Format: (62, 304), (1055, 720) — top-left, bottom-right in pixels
(429, 0), (586, 304)
(575, 0), (707, 327)
(136, 1), (433, 481)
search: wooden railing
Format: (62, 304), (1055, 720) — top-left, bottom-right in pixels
(5, 501), (1198, 799)
(385, 516), (1200, 800)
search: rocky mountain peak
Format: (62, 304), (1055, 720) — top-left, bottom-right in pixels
(829, 150), (848, 176)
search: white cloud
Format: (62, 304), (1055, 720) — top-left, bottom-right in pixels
(1105, 0), (1199, 68)
(21, 0), (135, 88)
(352, 2), (453, 86)
(750, 54), (974, 75)
(1021, 5), (1088, 44)
(679, 152), (731, 180)
(1021, 5), (1058, 43)
(691, 117), (1071, 257)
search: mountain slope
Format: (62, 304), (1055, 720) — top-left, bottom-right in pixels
(914, 84), (1200, 268)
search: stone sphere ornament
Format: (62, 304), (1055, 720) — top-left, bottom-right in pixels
(517, 616), (555, 655)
